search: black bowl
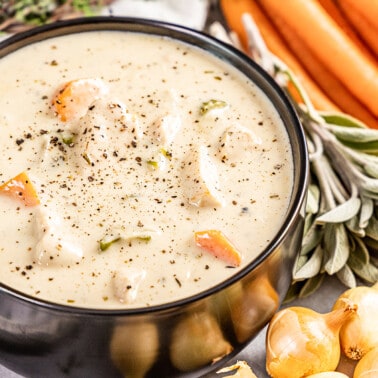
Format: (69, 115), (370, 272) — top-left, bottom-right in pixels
(0, 17), (308, 378)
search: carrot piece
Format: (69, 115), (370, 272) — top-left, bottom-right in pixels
(317, 0), (377, 62)
(194, 229), (242, 267)
(0, 172), (40, 207)
(52, 78), (108, 122)
(220, 0), (339, 112)
(257, 0), (378, 117)
(336, 0), (378, 58)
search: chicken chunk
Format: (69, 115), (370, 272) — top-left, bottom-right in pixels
(71, 99), (141, 171)
(182, 145), (225, 207)
(217, 124), (262, 162)
(33, 207), (83, 266)
(112, 267), (146, 304)
(150, 113), (182, 146)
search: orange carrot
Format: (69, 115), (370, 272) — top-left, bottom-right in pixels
(219, 0), (255, 51)
(257, 0), (378, 117)
(336, 0), (378, 58)
(194, 230), (242, 267)
(261, 10), (378, 129)
(220, 0), (339, 111)
(317, 0), (377, 62)
(337, 0), (378, 32)
(0, 172), (40, 207)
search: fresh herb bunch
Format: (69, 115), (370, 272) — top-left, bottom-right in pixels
(0, 0), (113, 33)
(210, 15), (378, 300)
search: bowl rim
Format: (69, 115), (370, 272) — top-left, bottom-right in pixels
(0, 16), (309, 316)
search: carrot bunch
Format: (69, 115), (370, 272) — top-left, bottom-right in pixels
(220, 0), (378, 129)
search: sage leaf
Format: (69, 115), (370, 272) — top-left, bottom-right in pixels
(336, 264), (357, 288)
(320, 112), (366, 129)
(372, 255), (378, 266)
(323, 224), (350, 275)
(365, 215), (378, 241)
(316, 197), (361, 224)
(359, 197), (374, 229)
(363, 161), (378, 179)
(346, 215), (365, 238)
(298, 273), (325, 298)
(342, 140), (378, 154)
(301, 222), (324, 256)
(293, 244), (323, 280)
(306, 184), (320, 214)
(361, 189), (378, 200)
(328, 125), (378, 143)
(304, 213), (314, 235)
(348, 237), (370, 269)
(293, 254), (308, 273)
(361, 178), (378, 194)
(363, 237), (378, 254)
(283, 281), (302, 303)
(349, 261), (378, 283)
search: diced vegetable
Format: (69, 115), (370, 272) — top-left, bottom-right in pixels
(194, 229), (242, 267)
(61, 134), (75, 146)
(99, 230), (153, 252)
(0, 172), (40, 207)
(160, 148), (172, 159)
(99, 237), (121, 252)
(200, 99), (227, 115)
(147, 160), (159, 169)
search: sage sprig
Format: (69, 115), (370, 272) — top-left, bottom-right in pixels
(0, 0), (113, 34)
(210, 15), (378, 300)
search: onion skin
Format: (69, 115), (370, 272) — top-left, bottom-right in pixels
(217, 361), (258, 377)
(333, 283), (378, 360)
(353, 347), (378, 378)
(265, 304), (357, 378)
(306, 372), (349, 378)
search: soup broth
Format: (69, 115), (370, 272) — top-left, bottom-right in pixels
(0, 31), (293, 308)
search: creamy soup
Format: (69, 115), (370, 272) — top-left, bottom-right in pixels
(0, 30), (293, 309)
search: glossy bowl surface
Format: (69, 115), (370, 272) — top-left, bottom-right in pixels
(0, 17), (308, 378)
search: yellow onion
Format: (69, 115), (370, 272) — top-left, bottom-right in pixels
(266, 302), (357, 378)
(353, 347), (378, 378)
(333, 282), (378, 360)
(305, 373), (349, 378)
